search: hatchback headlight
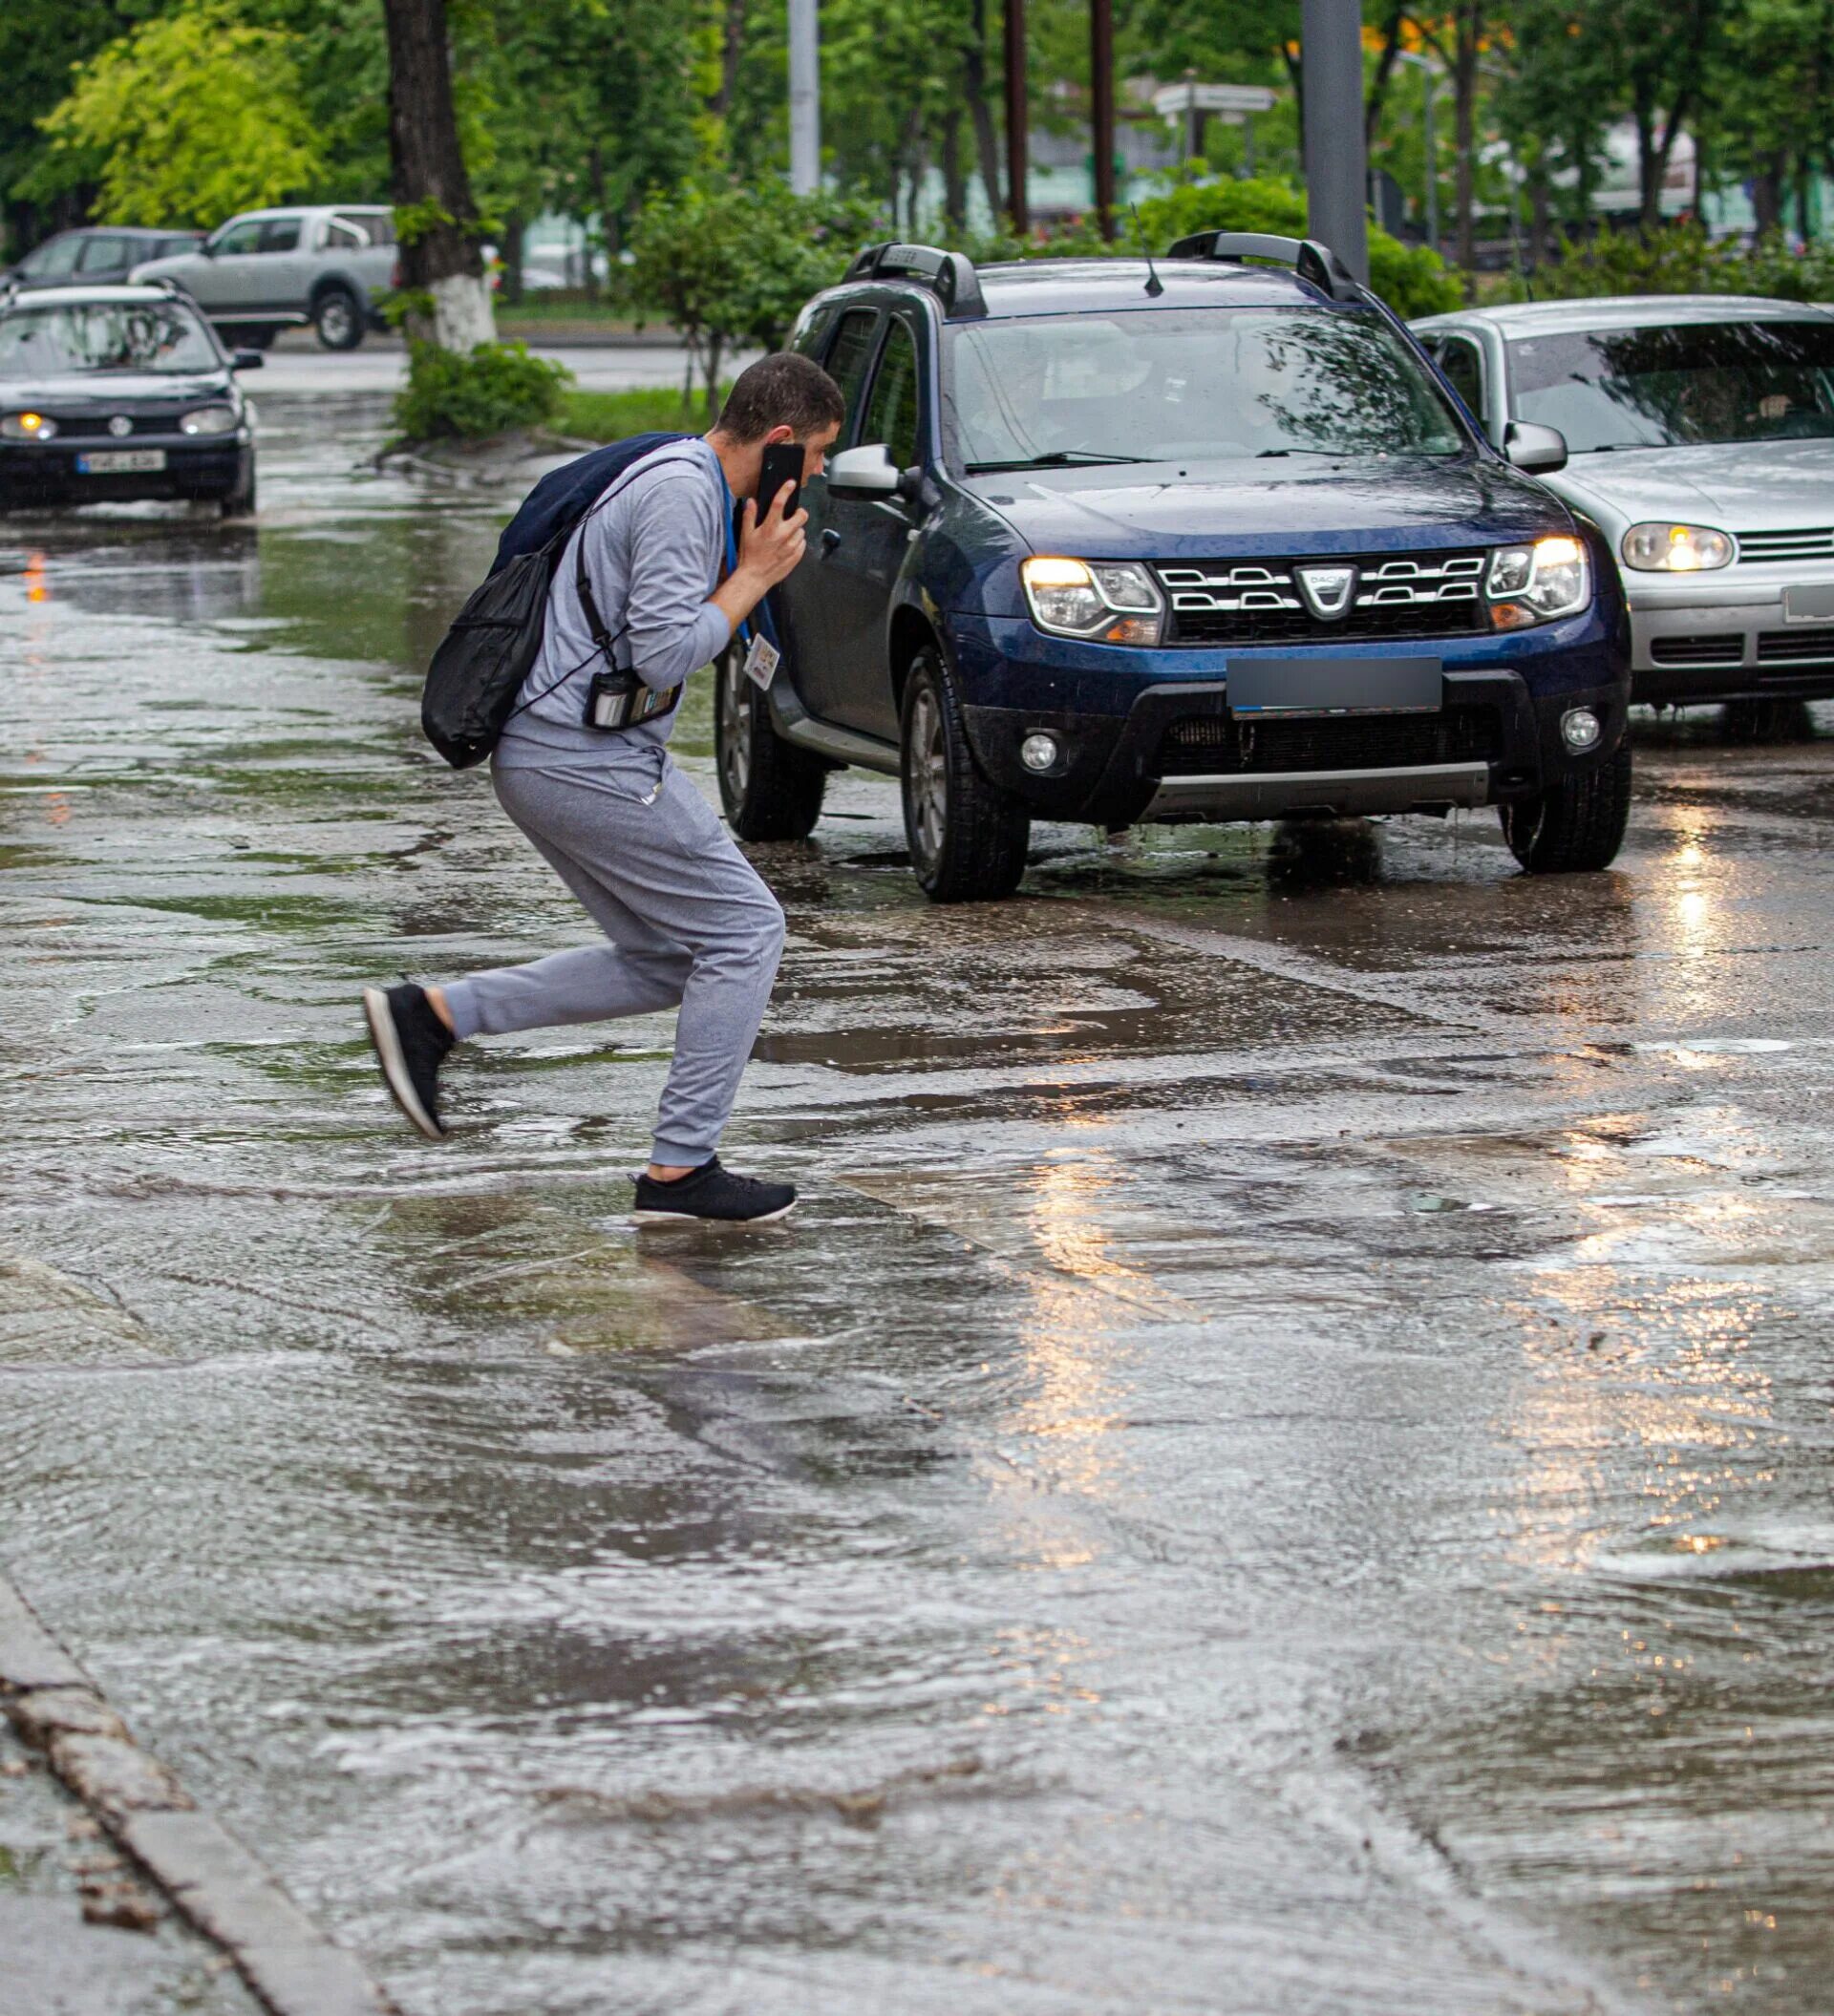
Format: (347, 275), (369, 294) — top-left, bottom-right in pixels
(1, 411), (57, 440)
(1621, 521), (1733, 572)
(1485, 535), (1591, 628)
(1020, 557), (1164, 645)
(179, 405), (238, 436)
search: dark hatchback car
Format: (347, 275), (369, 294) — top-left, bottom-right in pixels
(716, 236), (1631, 901)
(7, 226), (203, 291)
(0, 282), (258, 516)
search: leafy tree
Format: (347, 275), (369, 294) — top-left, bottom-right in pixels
(31, 0), (322, 229)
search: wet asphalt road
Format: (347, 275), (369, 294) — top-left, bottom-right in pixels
(3, 394), (1834, 2016)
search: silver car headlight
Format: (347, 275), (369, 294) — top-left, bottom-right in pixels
(179, 405), (238, 436)
(1, 411), (57, 440)
(1621, 521), (1733, 572)
(1020, 557), (1164, 645)
(1485, 535), (1591, 629)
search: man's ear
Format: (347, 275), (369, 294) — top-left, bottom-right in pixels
(765, 424), (795, 445)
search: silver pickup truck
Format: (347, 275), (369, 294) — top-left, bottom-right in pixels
(130, 206), (396, 352)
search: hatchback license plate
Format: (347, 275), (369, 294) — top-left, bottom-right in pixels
(1227, 655), (1442, 716)
(1784, 584), (1834, 624)
(76, 450), (165, 475)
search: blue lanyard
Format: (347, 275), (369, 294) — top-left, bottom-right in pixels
(724, 493), (780, 652)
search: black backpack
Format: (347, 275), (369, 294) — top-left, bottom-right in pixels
(419, 432), (696, 769)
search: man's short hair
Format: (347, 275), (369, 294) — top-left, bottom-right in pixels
(715, 352), (845, 443)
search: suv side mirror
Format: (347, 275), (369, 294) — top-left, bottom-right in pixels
(827, 442), (901, 499)
(1503, 420), (1567, 475)
(231, 350), (265, 371)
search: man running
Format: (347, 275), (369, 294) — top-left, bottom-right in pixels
(364, 351), (844, 1223)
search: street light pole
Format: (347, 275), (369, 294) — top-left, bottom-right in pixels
(1004, 0), (1029, 232)
(1299, 0), (1368, 282)
(1090, 0), (1116, 239)
(788, 0), (820, 196)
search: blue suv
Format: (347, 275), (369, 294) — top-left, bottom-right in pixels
(715, 234), (1631, 902)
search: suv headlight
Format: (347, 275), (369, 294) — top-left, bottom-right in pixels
(1020, 557), (1164, 645)
(1485, 535), (1591, 629)
(179, 405), (238, 436)
(1621, 521), (1733, 572)
(1, 411), (57, 440)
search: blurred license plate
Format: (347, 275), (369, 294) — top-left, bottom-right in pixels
(1227, 655), (1442, 716)
(75, 450), (164, 474)
(1784, 584), (1834, 624)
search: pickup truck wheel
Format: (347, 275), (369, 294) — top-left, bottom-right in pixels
(312, 286), (364, 352)
(1500, 741), (1631, 873)
(714, 643), (826, 840)
(901, 647), (1030, 902)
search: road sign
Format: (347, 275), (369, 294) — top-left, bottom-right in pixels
(1151, 82), (1278, 120)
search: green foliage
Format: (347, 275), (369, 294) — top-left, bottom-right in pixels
(560, 384), (735, 441)
(622, 177), (879, 415)
(31, 1), (322, 228)
(1513, 223), (1834, 303)
(393, 340), (573, 442)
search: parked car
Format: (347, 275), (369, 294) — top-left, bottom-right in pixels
(716, 236), (1631, 902)
(1414, 296), (1834, 737)
(6, 225), (203, 291)
(0, 280), (259, 516)
(130, 206), (396, 351)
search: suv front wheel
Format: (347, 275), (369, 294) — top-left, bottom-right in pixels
(1500, 741), (1631, 873)
(901, 647), (1030, 902)
(714, 643), (827, 840)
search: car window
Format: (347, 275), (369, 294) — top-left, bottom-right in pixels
(23, 235), (83, 278)
(791, 305), (834, 359)
(324, 220), (363, 249)
(822, 309), (880, 443)
(861, 316), (922, 468)
(212, 221), (266, 257)
(945, 307), (1467, 468)
(1437, 334), (1485, 422)
(335, 211), (394, 246)
(0, 299), (219, 376)
(76, 235), (131, 273)
(159, 236), (198, 259)
(259, 219), (301, 254)
(1509, 320), (1834, 450)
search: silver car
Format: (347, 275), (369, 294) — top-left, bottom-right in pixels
(130, 205), (396, 353)
(1414, 296), (1834, 732)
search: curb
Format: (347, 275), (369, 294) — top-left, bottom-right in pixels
(0, 1573), (394, 2016)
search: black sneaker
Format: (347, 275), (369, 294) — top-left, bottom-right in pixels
(632, 1157), (797, 1224)
(362, 983), (454, 1140)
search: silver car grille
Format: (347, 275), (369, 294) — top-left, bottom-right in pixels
(1737, 527), (1834, 563)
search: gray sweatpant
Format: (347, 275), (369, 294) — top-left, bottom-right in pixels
(440, 750), (786, 1168)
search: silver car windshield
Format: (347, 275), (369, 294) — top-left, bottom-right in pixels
(1509, 321), (1834, 452)
(0, 301), (219, 377)
(947, 308), (1466, 470)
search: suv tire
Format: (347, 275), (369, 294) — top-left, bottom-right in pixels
(312, 286), (364, 352)
(901, 647), (1030, 902)
(1500, 740), (1631, 873)
(714, 643), (827, 840)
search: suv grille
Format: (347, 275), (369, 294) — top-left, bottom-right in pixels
(1155, 709), (1503, 777)
(1157, 551), (1489, 646)
(1738, 527), (1834, 563)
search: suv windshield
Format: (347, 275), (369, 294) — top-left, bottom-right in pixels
(946, 307), (1465, 470)
(0, 299), (219, 377)
(1509, 321), (1834, 451)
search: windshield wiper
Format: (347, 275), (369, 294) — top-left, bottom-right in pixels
(1255, 447), (1347, 457)
(965, 450), (1148, 472)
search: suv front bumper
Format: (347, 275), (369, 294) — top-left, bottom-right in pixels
(949, 611), (1627, 827)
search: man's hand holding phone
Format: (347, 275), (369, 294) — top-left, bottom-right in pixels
(736, 479), (808, 592)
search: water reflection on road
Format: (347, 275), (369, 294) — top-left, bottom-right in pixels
(4, 395), (1834, 2013)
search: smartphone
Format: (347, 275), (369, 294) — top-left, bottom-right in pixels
(756, 442), (803, 523)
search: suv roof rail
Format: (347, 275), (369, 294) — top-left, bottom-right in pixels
(844, 241), (988, 320)
(1164, 231), (1363, 305)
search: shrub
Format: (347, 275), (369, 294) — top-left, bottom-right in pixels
(1517, 222), (1834, 304)
(392, 340), (572, 441)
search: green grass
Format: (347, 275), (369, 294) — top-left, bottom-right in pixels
(557, 385), (731, 443)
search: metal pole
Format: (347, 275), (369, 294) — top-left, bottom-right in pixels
(1004, 0), (1028, 232)
(1090, 0), (1115, 238)
(1300, 0), (1368, 281)
(788, 0), (820, 195)
(1244, 115), (1256, 180)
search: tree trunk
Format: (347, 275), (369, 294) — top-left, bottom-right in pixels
(710, 0), (746, 117)
(1364, 0), (1406, 150)
(1527, 173), (1550, 269)
(965, 0), (1003, 223)
(501, 211), (524, 306)
(942, 106), (968, 234)
(1751, 152), (1786, 235)
(1452, 4), (1480, 290)
(382, 0), (495, 350)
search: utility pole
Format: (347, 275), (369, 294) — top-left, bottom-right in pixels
(1004, 0), (1029, 234)
(1090, 0), (1115, 239)
(788, 0), (820, 196)
(1299, 0), (1368, 282)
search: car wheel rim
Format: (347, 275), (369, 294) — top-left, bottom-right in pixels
(907, 685), (947, 862)
(719, 652), (751, 800)
(321, 298), (352, 343)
